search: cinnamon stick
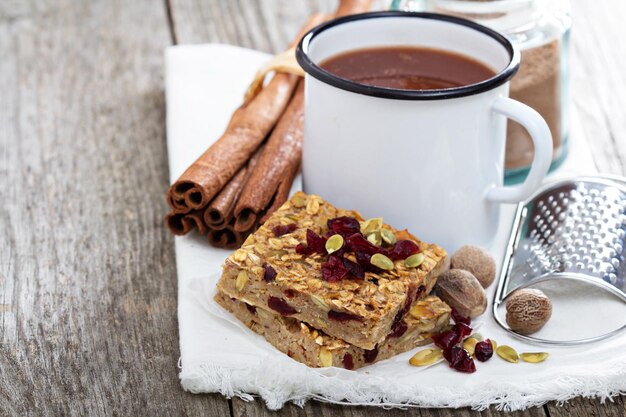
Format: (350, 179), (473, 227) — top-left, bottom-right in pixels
(234, 82), (304, 231)
(203, 146), (262, 228)
(166, 14), (327, 213)
(207, 220), (258, 250)
(335, 0), (372, 17)
(165, 209), (208, 236)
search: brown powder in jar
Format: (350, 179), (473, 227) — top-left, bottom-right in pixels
(506, 39), (561, 170)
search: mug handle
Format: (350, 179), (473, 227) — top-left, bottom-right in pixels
(486, 97), (553, 203)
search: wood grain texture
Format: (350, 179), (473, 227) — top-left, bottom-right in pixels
(546, 396), (626, 417)
(168, 0), (336, 52)
(232, 398), (551, 417)
(0, 0), (229, 415)
(569, 0), (626, 175)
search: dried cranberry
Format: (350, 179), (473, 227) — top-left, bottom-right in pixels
(353, 249), (385, 274)
(268, 296), (297, 316)
(328, 310), (363, 322)
(455, 322), (473, 342)
(391, 300), (408, 327)
(287, 350), (294, 357)
(271, 223), (297, 237)
(394, 284), (426, 324)
(392, 309), (404, 327)
(342, 353), (355, 370)
(389, 240), (420, 261)
(345, 234), (392, 274)
(342, 257), (365, 279)
(432, 329), (458, 351)
(321, 255), (348, 282)
(388, 320), (408, 338)
(295, 243), (309, 254)
(433, 321), (473, 351)
(451, 309), (471, 325)
(445, 346), (476, 373)
(306, 228), (328, 253)
(416, 285), (426, 298)
(474, 339), (494, 362)
(284, 289), (296, 299)
(263, 263), (277, 282)
(245, 303), (256, 314)
(327, 216), (361, 238)
(346, 233), (386, 256)
(296, 229), (327, 255)
(354, 250), (370, 263)
(363, 346), (379, 363)
(400, 283), (421, 320)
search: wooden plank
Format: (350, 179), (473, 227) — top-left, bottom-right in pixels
(569, 0), (626, 174)
(232, 398), (548, 417)
(168, 0), (335, 51)
(546, 396), (626, 417)
(0, 0), (229, 415)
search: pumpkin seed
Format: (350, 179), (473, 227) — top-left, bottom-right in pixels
(306, 198), (320, 215)
(291, 194), (306, 208)
(405, 253), (425, 268)
(520, 352), (550, 363)
(235, 270), (248, 292)
(325, 234), (344, 254)
(469, 332), (485, 342)
(496, 345), (519, 363)
(491, 339), (498, 350)
(409, 348), (443, 367)
(398, 328), (419, 345)
(361, 217), (383, 234)
(310, 294), (330, 312)
(380, 228), (397, 245)
(370, 253), (394, 270)
(319, 347), (333, 367)
(409, 304), (435, 320)
(463, 337), (479, 356)
(367, 231), (382, 246)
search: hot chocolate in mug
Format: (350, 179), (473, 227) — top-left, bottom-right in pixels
(296, 12), (552, 252)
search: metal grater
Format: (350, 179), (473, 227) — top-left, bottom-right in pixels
(493, 176), (626, 345)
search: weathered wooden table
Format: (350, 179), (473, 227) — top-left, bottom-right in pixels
(1, 0), (625, 415)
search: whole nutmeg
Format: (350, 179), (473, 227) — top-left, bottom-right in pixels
(435, 269), (487, 318)
(506, 289), (552, 335)
(450, 245), (496, 288)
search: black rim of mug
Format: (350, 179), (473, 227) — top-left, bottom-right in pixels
(296, 11), (520, 101)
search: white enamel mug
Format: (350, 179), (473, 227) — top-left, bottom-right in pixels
(296, 12), (552, 252)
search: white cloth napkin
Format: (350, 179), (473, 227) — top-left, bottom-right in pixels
(165, 44), (626, 411)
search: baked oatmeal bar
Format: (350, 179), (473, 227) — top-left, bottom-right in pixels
(215, 290), (451, 370)
(217, 192), (448, 350)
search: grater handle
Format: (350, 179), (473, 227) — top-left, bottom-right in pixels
(486, 97), (553, 203)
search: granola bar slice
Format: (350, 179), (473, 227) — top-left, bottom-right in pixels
(216, 192), (448, 350)
(215, 290), (451, 370)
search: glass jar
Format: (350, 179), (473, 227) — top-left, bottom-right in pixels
(390, 0), (571, 183)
